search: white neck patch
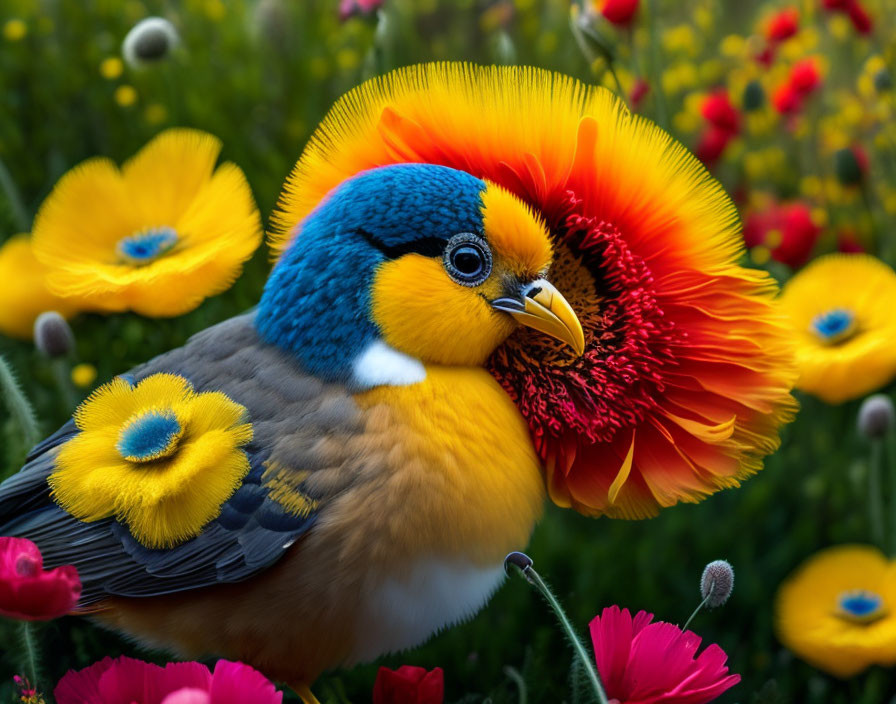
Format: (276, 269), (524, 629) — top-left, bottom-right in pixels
(351, 340), (426, 389)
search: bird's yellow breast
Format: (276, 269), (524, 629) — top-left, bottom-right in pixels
(350, 365), (545, 566)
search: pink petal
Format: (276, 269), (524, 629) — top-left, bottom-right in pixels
(97, 656), (165, 704)
(161, 688), (212, 704)
(208, 661), (282, 704)
(54, 657), (115, 704)
(589, 606), (639, 695)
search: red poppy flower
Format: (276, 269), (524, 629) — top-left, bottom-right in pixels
(822, 0), (872, 34)
(597, 0), (639, 25)
(630, 78), (650, 110)
(54, 656), (283, 704)
(789, 58), (821, 95)
(743, 202), (820, 268)
(695, 127), (733, 165)
(590, 606), (740, 704)
(772, 83), (801, 114)
(372, 666), (443, 704)
(837, 228), (865, 253)
(766, 8), (799, 42)
(0, 536), (80, 621)
(700, 91), (740, 135)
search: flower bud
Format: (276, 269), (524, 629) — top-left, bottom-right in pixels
(504, 551), (533, 575)
(742, 80), (765, 112)
(874, 68), (892, 92)
(33, 311), (74, 359)
(858, 394), (895, 439)
(834, 146), (867, 186)
(700, 560), (734, 607)
(123, 17), (179, 67)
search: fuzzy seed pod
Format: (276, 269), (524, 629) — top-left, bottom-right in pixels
(123, 17), (179, 67)
(33, 311), (74, 359)
(858, 394), (895, 439)
(700, 560), (734, 608)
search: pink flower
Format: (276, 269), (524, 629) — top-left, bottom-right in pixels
(339, 0), (383, 21)
(0, 536), (80, 621)
(54, 657), (282, 704)
(372, 666), (444, 704)
(590, 606), (740, 704)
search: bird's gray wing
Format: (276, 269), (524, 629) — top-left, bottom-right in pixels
(0, 313), (363, 604)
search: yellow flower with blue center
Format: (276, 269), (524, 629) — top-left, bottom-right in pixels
(31, 128), (262, 317)
(779, 254), (896, 404)
(48, 373), (253, 548)
(776, 545), (896, 677)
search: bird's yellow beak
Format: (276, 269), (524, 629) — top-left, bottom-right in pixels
(491, 279), (586, 356)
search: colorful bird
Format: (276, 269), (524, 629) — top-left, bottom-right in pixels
(0, 64), (795, 702)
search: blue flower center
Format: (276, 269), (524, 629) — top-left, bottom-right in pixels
(117, 410), (183, 463)
(837, 589), (886, 623)
(811, 309), (856, 344)
(116, 226), (178, 265)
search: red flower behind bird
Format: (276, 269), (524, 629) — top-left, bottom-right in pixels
(596, 0), (639, 25)
(766, 7), (799, 42)
(773, 58), (822, 114)
(590, 606), (740, 704)
(372, 666), (444, 704)
(822, 0), (872, 34)
(695, 90), (740, 165)
(743, 202), (820, 268)
(54, 656), (283, 704)
(0, 536), (80, 621)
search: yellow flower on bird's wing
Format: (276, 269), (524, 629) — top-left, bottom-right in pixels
(776, 545), (896, 678)
(32, 129), (262, 317)
(48, 373), (253, 548)
(779, 254), (896, 404)
(0, 235), (79, 340)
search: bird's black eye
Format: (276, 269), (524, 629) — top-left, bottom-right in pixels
(444, 233), (492, 287)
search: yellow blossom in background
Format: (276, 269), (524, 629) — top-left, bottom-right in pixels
(776, 545), (896, 677)
(49, 373), (253, 548)
(31, 128), (262, 317)
(100, 57), (124, 80)
(0, 235), (79, 340)
(114, 84), (138, 107)
(144, 102), (168, 125)
(71, 363), (98, 389)
(719, 34), (746, 58)
(779, 254), (896, 404)
(3, 18), (26, 41)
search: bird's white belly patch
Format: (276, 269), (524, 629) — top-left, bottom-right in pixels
(347, 559), (505, 664)
(351, 340), (426, 389)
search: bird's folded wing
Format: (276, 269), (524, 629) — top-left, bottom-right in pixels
(0, 313), (364, 604)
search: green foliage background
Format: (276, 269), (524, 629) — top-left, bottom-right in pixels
(1, 0), (895, 702)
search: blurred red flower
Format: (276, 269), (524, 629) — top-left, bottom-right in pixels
(701, 90), (741, 134)
(773, 58), (821, 114)
(743, 202), (820, 268)
(590, 606), (740, 704)
(837, 228), (865, 253)
(766, 7), (799, 42)
(696, 90), (740, 165)
(372, 666), (444, 704)
(339, 0), (383, 21)
(55, 657), (283, 704)
(598, 0), (639, 25)
(630, 78), (650, 110)
(0, 536), (80, 621)
(822, 0), (872, 34)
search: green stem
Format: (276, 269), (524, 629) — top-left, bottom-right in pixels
(51, 358), (77, 412)
(645, 0), (668, 130)
(888, 429), (896, 557)
(503, 665), (528, 704)
(21, 621), (40, 692)
(870, 438), (886, 550)
(511, 563), (609, 704)
(682, 591), (712, 632)
(0, 354), (39, 450)
(0, 156), (29, 232)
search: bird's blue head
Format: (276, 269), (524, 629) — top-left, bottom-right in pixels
(256, 163), (583, 388)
